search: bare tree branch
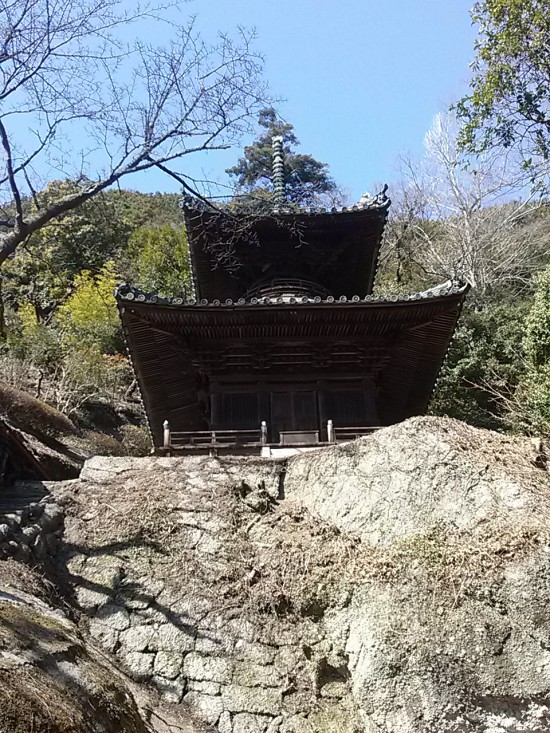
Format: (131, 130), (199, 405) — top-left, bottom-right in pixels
(390, 112), (550, 301)
(0, 116), (23, 229)
(0, 0), (267, 266)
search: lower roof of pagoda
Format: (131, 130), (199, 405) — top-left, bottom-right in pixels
(116, 282), (468, 445)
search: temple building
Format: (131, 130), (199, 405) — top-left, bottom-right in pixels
(116, 148), (468, 454)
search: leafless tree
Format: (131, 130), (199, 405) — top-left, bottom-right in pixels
(396, 113), (549, 300)
(375, 178), (431, 292)
(0, 0), (267, 267)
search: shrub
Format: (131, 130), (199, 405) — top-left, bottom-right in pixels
(430, 302), (528, 430)
(57, 261), (122, 353)
(524, 264), (550, 368)
(81, 431), (126, 456)
(119, 424), (151, 456)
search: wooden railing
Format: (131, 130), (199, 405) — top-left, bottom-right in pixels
(167, 428), (263, 449)
(333, 426), (380, 442)
(160, 419), (379, 453)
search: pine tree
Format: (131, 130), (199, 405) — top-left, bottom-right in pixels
(227, 108), (337, 206)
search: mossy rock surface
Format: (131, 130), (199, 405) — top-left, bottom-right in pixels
(0, 591), (148, 733)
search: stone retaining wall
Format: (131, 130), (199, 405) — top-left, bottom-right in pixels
(55, 455), (360, 733)
(70, 551), (356, 733)
(0, 496), (64, 565)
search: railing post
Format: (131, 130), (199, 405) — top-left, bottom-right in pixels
(327, 419), (334, 443)
(163, 420), (171, 456)
(163, 419), (171, 448)
(260, 421), (268, 445)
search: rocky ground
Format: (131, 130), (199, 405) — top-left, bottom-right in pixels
(1, 416), (550, 732)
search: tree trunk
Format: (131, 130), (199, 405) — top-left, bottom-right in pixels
(0, 273), (6, 341)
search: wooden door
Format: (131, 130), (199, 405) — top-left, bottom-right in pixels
(270, 391), (317, 441)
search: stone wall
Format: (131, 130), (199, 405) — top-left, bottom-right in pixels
(54, 455), (362, 733)
(0, 494), (64, 565)
(0, 564), (203, 733)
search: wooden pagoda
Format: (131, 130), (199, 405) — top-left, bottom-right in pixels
(116, 187), (468, 454)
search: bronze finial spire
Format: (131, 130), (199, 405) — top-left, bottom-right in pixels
(271, 135), (285, 204)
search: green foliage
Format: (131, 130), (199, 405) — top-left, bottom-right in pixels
(524, 264), (550, 367)
(372, 258), (428, 297)
(123, 225), (191, 297)
(50, 348), (133, 418)
(430, 302), (528, 430)
(432, 270), (550, 437)
(119, 424), (152, 456)
(1, 184), (184, 327)
(110, 190), (182, 231)
(2, 181), (129, 319)
(456, 0), (550, 170)
(375, 211), (441, 297)
(33, 181), (130, 275)
(0, 184), (189, 433)
(4, 260), (128, 416)
(512, 363), (550, 434)
(57, 261), (122, 353)
(0, 184), (189, 439)
(511, 264), (550, 435)
(227, 108), (337, 206)
(8, 302), (64, 368)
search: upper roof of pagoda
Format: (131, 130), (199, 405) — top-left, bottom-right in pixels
(181, 190), (390, 302)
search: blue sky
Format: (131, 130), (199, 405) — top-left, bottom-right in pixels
(126, 1), (478, 201)
(137, 0), (477, 202)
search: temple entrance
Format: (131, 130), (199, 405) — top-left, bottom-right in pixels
(270, 391), (318, 441)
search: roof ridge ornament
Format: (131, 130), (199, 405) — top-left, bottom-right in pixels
(272, 135), (285, 205)
(359, 183), (390, 209)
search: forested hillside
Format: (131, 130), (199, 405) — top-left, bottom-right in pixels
(381, 206), (550, 436)
(0, 187), (190, 454)
(1, 110), (549, 449)
(377, 112), (550, 438)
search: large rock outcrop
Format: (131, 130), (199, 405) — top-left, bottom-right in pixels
(2, 416), (550, 732)
(284, 416), (547, 544)
(0, 381), (146, 484)
(0, 382), (84, 482)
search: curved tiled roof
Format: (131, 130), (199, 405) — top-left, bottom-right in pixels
(179, 189), (391, 217)
(115, 280), (468, 308)
(180, 194), (391, 302)
(117, 281), (469, 446)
